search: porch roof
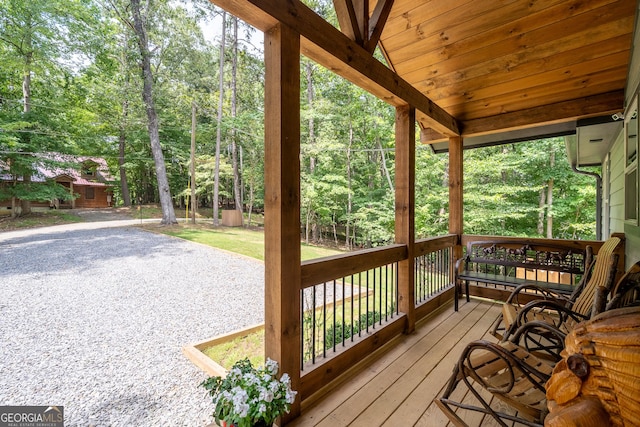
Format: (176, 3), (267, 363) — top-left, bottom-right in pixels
(374, 0), (635, 143)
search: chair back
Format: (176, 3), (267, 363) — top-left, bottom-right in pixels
(571, 236), (621, 316)
(605, 261), (640, 311)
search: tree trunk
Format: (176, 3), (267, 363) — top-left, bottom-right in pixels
(306, 62), (316, 174)
(20, 46), (32, 216)
(230, 16), (243, 224)
(376, 130), (392, 190)
(213, 11), (226, 226)
(345, 119), (353, 249)
(537, 188), (546, 236)
(118, 30), (131, 207)
(190, 101), (197, 223)
(118, 115), (131, 206)
(546, 180), (554, 238)
(131, 0), (176, 225)
(546, 148), (555, 238)
(247, 179), (254, 226)
(305, 61), (318, 241)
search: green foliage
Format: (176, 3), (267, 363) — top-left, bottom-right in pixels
(324, 310), (383, 349)
(0, 0), (598, 240)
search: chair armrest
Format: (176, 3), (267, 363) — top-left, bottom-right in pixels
(509, 320), (567, 363)
(516, 300), (589, 330)
(504, 283), (571, 305)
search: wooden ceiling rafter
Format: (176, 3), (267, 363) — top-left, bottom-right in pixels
(333, 0), (394, 54)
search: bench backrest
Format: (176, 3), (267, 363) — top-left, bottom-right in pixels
(465, 240), (591, 276)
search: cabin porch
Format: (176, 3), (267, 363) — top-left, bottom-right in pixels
(290, 299), (504, 427)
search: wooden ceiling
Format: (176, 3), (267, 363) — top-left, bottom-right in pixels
(338, 0), (637, 142)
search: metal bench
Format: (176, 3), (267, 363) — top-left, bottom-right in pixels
(455, 240), (593, 311)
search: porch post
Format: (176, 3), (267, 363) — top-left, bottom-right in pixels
(264, 23), (301, 421)
(448, 136), (463, 308)
(395, 105), (416, 333)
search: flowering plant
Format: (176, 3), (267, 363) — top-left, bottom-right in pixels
(200, 358), (297, 427)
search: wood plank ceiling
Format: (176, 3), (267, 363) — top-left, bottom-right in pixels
(335, 0), (637, 144)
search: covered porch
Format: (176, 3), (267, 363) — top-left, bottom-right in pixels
(204, 0), (638, 424)
(289, 299), (502, 427)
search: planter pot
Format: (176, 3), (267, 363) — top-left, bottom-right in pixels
(220, 421), (270, 427)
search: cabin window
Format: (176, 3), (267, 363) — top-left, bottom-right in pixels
(85, 187), (95, 200)
(625, 96), (638, 224)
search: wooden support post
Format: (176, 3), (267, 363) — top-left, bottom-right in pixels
(448, 136), (463, 310)
(264, 23), (301, 422)
(395, 105), (416, 333)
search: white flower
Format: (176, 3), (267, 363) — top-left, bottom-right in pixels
(258, 403), (267, 414)
(280, 373), (291, 386)
(265, 358), (279, 375)
(244, 372), (259, 386)
(259, 386), (274, 403)
(285, 389), (297, 404)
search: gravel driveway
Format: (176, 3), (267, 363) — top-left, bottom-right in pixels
(0, 221), (265, 426)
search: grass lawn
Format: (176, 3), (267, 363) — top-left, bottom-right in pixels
(0, 210), (83, 232)
(202, 328), (265, 370)
(159, 224), (344, 261)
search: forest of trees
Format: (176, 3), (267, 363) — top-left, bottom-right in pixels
(0, 0), (599, 245)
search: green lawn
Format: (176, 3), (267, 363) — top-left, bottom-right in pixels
(0, 210), (83, 232)
(161, 225), (344, 261)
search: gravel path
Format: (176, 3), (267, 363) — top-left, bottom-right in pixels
(0, 224), (265, 426)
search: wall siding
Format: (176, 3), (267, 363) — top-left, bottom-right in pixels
(608, 131), (626, 233)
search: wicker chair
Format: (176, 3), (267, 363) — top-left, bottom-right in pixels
(435, 262), (640, 427)
(491, 236), (621, 342)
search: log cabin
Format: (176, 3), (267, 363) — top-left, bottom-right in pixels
(0, 154), (114, 212)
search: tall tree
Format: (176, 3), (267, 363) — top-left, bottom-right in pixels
(230, 16), (243, 223)
(130, 0), (176, 224)
(0, 0), (101, 216)
(213, 11), (226, 226)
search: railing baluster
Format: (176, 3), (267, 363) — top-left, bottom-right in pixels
(312, 286), (316, 365)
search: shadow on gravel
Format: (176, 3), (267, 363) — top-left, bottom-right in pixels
(1, 227), (197, 276)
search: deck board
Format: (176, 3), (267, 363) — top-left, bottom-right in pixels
(290, 299), (505, 427)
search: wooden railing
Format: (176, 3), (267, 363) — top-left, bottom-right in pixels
(291, 233), (624, 405)
(414, 235), (457, 305)
(298, 235), (457, 400)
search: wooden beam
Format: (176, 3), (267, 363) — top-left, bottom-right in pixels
(207, 0), (460, 136)
(462, 90), (624, 136)
(448, 136), (463, 237)
(448, 136), (463, 309)
(365, 0), (394, 54)
(333, 0), (363, 44)
(264, 22), (301, 421)
(395, 105), (416, 333)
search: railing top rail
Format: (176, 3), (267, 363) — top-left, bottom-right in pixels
(301, 244), (407, 289)
(414, 234), (457, 257)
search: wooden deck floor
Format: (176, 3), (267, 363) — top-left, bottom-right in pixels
(289, 298), (507, 427)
